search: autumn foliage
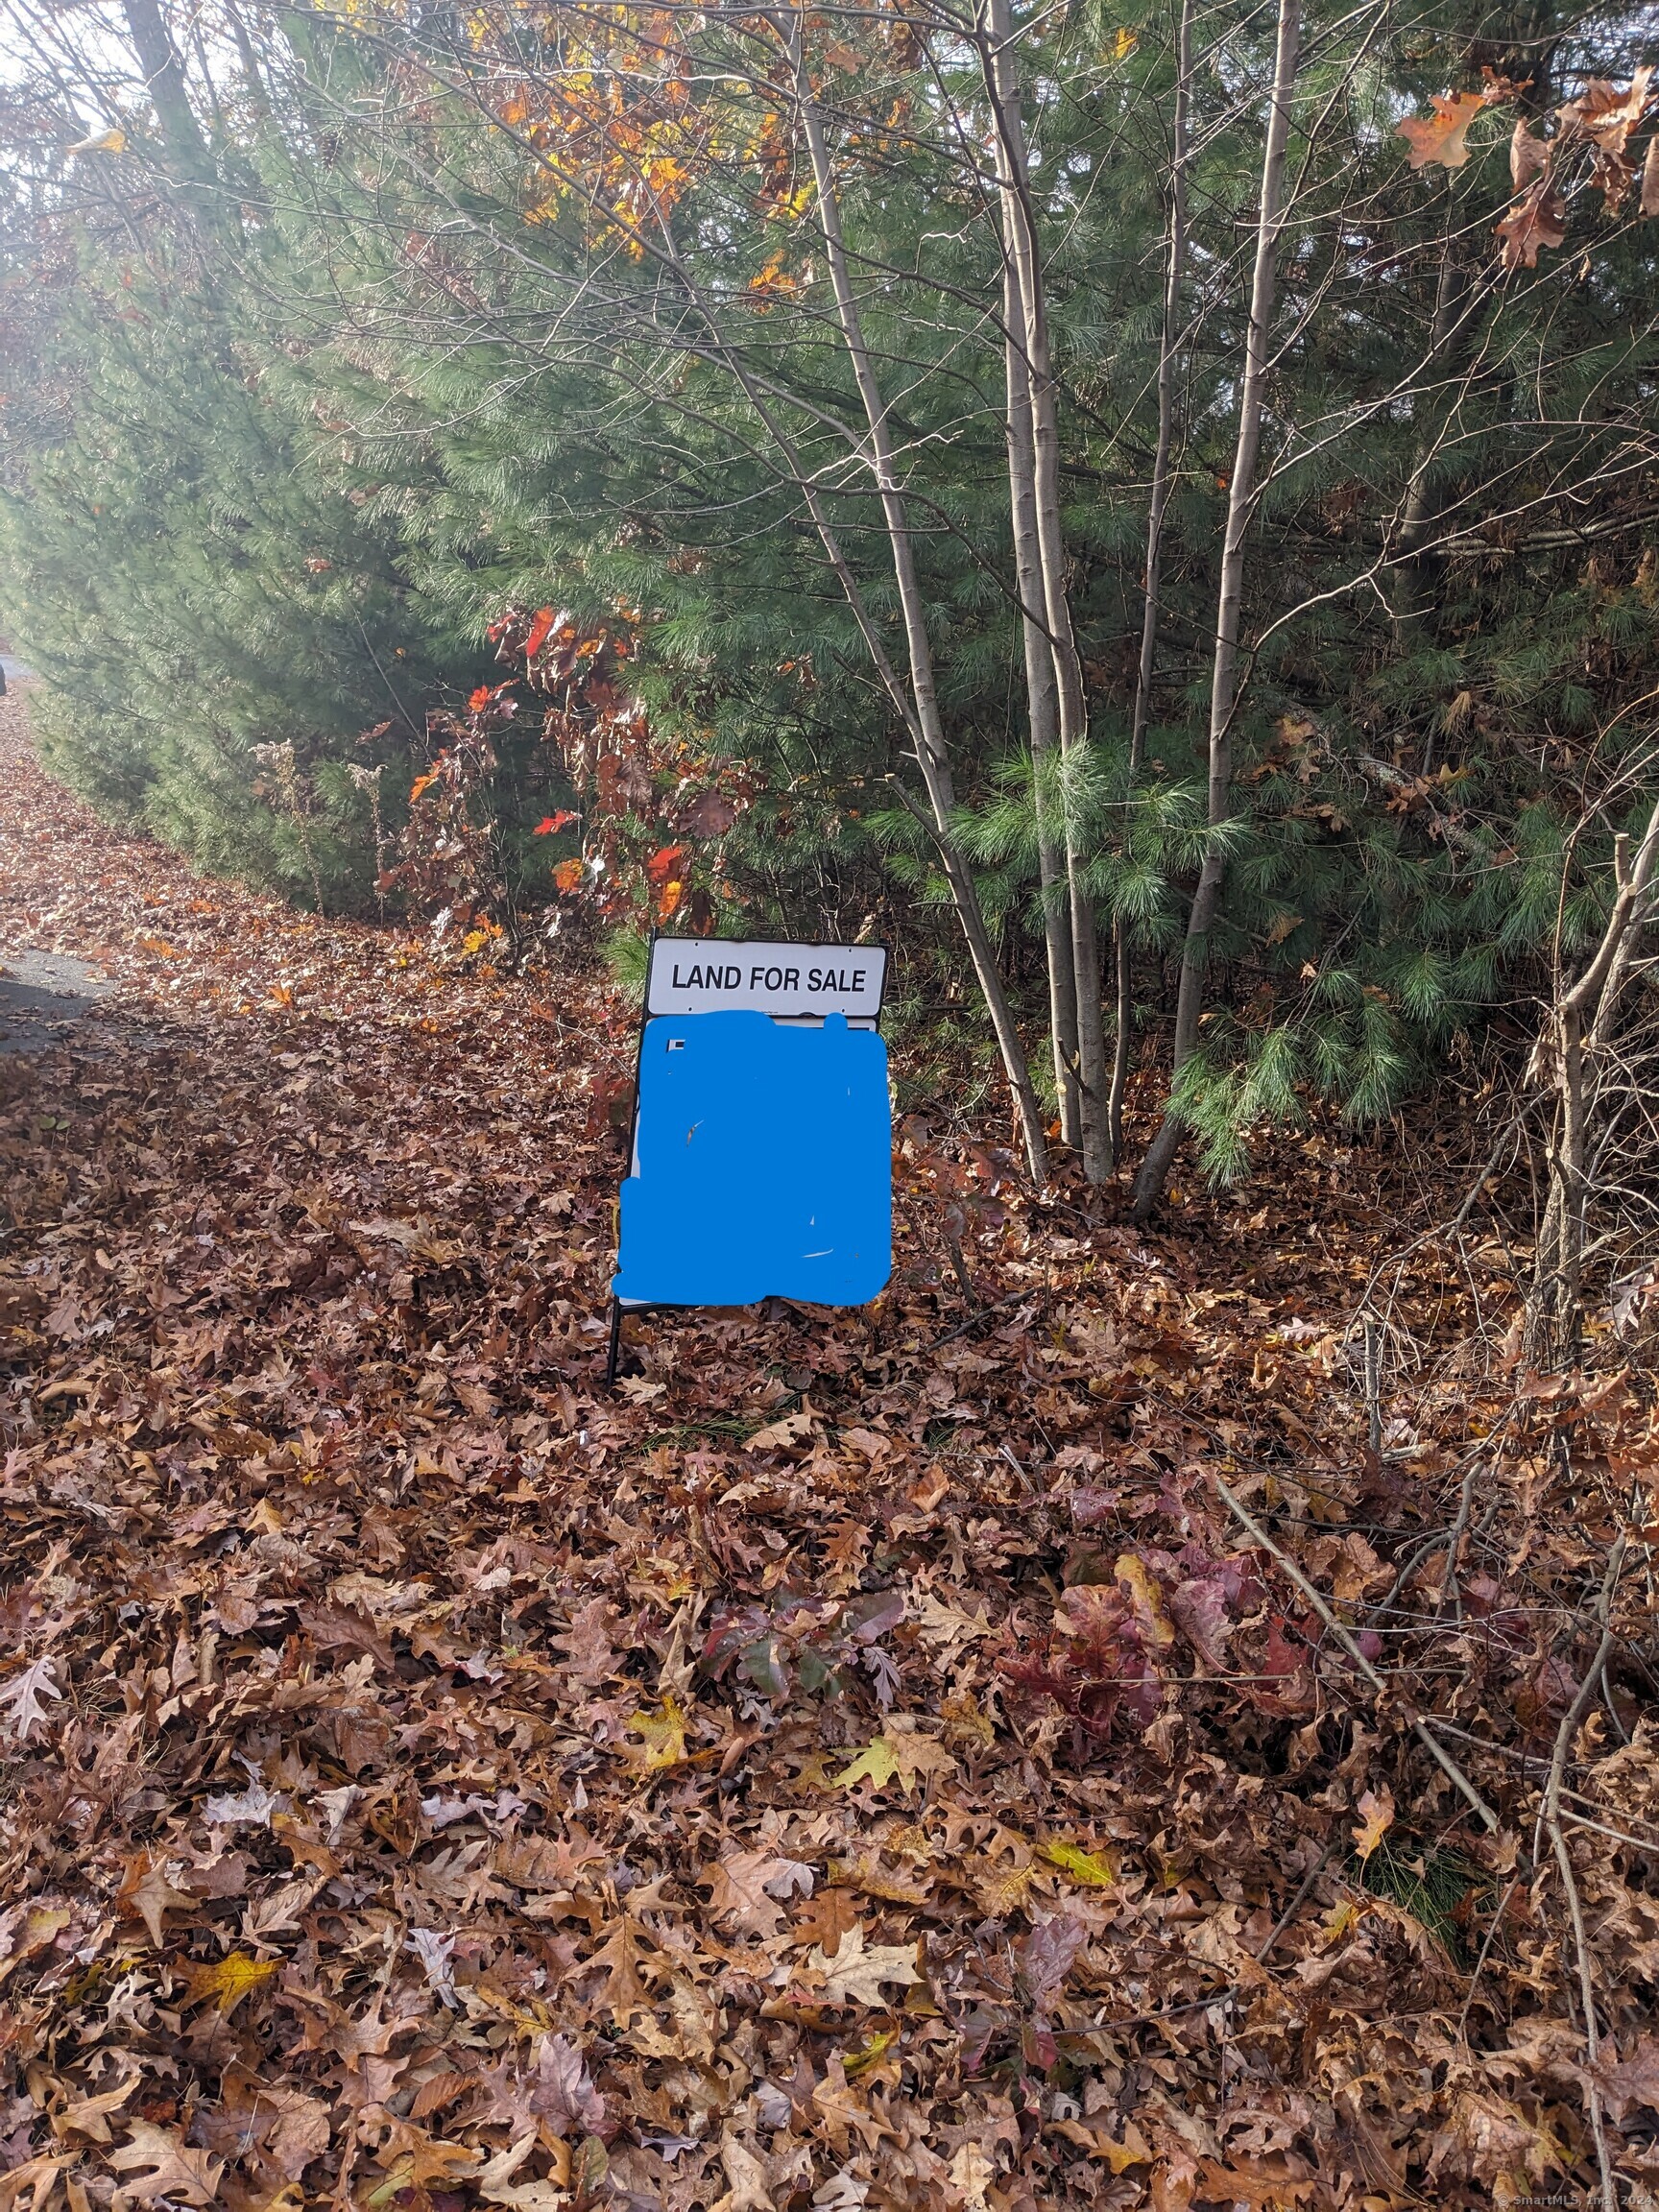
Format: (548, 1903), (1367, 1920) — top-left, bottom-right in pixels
(3, 663), (1658, 2210)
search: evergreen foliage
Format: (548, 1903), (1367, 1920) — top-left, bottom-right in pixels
(1, 0), (1656, 1176)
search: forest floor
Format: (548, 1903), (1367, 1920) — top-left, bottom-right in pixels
(0, 682), (1655, 2212)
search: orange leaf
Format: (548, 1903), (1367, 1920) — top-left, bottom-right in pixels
(524, 606), (559, 659)
(1352, 1784), (1394, 1863)
(553, 857), (585, 894)
(645, 843), (687, 885)
(1396, 89), (1492, 171)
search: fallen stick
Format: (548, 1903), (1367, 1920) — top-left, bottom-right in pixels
(1211, 1473), (1501, 1832)
(1253, 1839), (1334, 1965)
(1538, 1534), (1626, 2212)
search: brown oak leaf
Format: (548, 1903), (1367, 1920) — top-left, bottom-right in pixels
(108, 2122), (224, 2207)
(115, 1852), (194, 1950)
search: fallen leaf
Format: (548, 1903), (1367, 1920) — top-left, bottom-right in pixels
(713, 2134), (774, 2212)
(0, 1654), (61, 1742)
(806, 1924), (921, 2007)
(1588, 2032), (1659, 2123)
(181, 1950), (280, 2016)
(116, 1853), (194, 1950)
(263, 2088), (332, 2179)
(831, 1723), (954, 1795)
(52, 2070), (140, 2144)
(1042, 1837), (1117, 1887)
(706, 1848), (797, 1938)
(744, 1409), (814, 1452)
(625, 1691), (687, 1769)
(108, 2122), (224, 2206)
(1352, 1784), (1395, 1863)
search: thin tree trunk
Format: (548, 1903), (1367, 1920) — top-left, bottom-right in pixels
(121, 0), (229, 236)
(1004, 254), (1082, 1146)
(980, 0), (1111, 1184)
(1389, 222), (1475, 639)
(1112, 0), (1192, 1166)
(1528, 796), (1659, 1364)
(780, 12), (1050, 1186)
(1132, 0), (1303, 1222)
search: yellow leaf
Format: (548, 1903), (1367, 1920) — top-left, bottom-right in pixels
(842, 2026), (897, 2077)
(1319, 1898), (1359, 1947)
(67, 128), (127, 156)
(626, 1693), (686, 1770)
(832, 1724), (955, 1795)
(1114, 1552), (1176, 1647)
(1042, 1838), (1117, 1888)
(181, 1951), (279, 2016)
(832, 1735), (901, 1791)
(1114, 26), (1138, 59)
(1053, 2116), (1152, 2172)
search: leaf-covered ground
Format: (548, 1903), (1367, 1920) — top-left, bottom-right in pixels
(1, 686), (1655, 2212)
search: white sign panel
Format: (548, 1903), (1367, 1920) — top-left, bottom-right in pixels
(646, 937), (887, 1021)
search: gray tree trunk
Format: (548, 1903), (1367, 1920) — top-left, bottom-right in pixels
(981, 0), (1111, 1183)
(781, 12), (1051, 1185)
(1112, 0), (1192, 1165)
(1133, 0), (1303, 1220)
(1004, 254), (1082, 1147)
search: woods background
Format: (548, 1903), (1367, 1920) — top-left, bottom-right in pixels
(6, 0), (1659, 1225)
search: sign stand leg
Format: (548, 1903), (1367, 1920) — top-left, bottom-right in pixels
(604, 1297), (623, 1391)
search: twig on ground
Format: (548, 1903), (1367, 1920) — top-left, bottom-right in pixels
(1437, 1451), (1481, 1617)
(932, 1286), (1030, 1348)
(1361, 1315), (1382, 1457)
(1562, 1807), (1658, 1857)
(1212, 1473), (1501, 1831)
(1537, 1534), (1626, 2212)
(1368, 1415), (1514, 1626)
(1253, 1839), (1334, 1965)
(1457, 1871), (1524, 2045)
(1599, 1654), (1630, 1744)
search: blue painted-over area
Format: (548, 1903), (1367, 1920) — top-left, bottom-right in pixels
(613, 1010), (891, 1307)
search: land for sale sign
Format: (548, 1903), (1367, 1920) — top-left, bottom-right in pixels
(613, 938), (892, 1311)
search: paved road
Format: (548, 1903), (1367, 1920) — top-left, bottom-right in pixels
(0, 947), (115, 1055)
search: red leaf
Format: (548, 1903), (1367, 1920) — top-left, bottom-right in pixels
(524, 607), (558, 660)
(645, 844), (687, 886)
(534, 812), (578, 836)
